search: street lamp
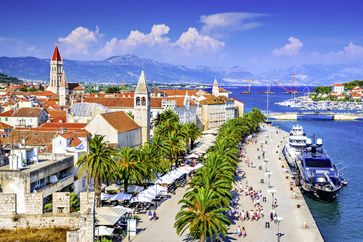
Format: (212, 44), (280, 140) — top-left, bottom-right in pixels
(267, 188), (277, 209)
(264, 158), (269, 172)
(276, 216), (284, 242)
(265, 171), (272, 189)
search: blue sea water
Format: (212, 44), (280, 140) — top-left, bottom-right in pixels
(228, 86), (363, 242)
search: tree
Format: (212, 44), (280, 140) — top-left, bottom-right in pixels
(175, 188), (231, 242)
(70, 192), (80, 212)
(183, 123), (202, 150)
(115, 147), (145, 192)
(76, 135), (117, 207)
(165, 131), (185, 167)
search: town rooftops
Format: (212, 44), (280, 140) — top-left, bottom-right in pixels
(51, 46), (62, 61)
(0, 121), (13, 129)
(333, 83), (343, 86)
(83, 97), (163, 108)
(200, 95), (231, 105)
(101, 111), (140, 133)
(39, 122), (86, 131)
(0, 109), (14, 117)
(12, 107), (46, 117)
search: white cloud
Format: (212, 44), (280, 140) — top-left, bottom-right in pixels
(175, 27), (224, 53)
(327, 42), (363, 60)
(273, 37), (303, 56)
(97, 24), (224, 60)
(57, 26), (101, 57)
(200, 12), (266, 36)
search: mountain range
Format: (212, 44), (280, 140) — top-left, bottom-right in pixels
(0, 54), (362, 85)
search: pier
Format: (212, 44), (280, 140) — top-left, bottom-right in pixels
(230, 124), (324, 241)
(267, 111), (363, 120)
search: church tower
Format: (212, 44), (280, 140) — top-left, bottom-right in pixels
(59, 71), (69, 106)
(47, 46), (63, 94)
(134, 71), (150, 144)
(212, 78), (220, 97)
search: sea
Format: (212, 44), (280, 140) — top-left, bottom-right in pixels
(227, 86), (363, 242)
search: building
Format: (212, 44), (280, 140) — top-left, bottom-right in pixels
(86, 111), (141, 148)
(0, 146), (75, 213)
(4, 107), (48, 127)
(133, 71), (151, 144)
(332, 83), (344, 94)
(46, 46), (84, 106)
(0, 121), (13, 138)
(199, 95), (236, 129)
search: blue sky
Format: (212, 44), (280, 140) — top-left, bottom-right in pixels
(0, 0), (363, 72)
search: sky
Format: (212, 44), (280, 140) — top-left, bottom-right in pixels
(0, 0), (363, 72)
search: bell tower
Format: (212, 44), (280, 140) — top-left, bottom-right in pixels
(134, 71), (150, 144)
(47, 46), (63, 94)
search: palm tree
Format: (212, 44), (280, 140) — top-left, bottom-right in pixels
(76, 135), (117, 207)
(165, 131), (185, 167)
(183, 123), (202, 150)
(152, 109), (179, 127)
(175, 188), (231, 242)
(115, 147), (145, 192)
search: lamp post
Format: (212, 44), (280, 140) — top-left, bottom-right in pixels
(264, 158), (269, 172)
(265, 171), (272, 189)
(267, 188), (277, 209)
(276, 216), (284, 242)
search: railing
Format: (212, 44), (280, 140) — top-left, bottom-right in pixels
(36, 175), (74, 197)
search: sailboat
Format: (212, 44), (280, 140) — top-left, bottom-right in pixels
(265, 82), (272, 124)
(240, 80), (251, 94)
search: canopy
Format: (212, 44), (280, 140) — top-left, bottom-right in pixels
(109, 192), (132, 201)
(127, 185), (144, 193)
(95, 226), (114, 236)
(101, 193), (114, 201)
(130, 195), (153, 203)
(96, 206), (133, 226)
(105, 184), (121, 193)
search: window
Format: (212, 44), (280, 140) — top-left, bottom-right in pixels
(136, 97), (140, 106)
(141, 97), (146, 106)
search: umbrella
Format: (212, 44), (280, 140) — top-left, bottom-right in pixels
(109, 192), (132, 201)
(101, 193), (114, 201)
(105, 184), (121, 193)
(187, 153), (199, 159)
(127, 185), (144, 193)
(130, 195), (153, 203)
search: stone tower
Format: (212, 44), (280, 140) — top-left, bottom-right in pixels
(47, 46), (63, 94)
(59, 71), (69, 106)
(134, 71), (150, 144)
(47, 46), (69, 106)
(212, 78), (220, 97)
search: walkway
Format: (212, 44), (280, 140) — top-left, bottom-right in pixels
(227, 124), (323, 242)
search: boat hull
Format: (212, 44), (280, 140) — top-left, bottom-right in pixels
(300, 180), (341, 201)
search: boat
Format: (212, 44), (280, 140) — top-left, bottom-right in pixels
(258, 91), (275, 94)
(295, 137), (343, 201)
(283, 124), (308, 166)
(240, 80), (251, 94)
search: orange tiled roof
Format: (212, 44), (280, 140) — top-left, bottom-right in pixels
(12, 107), (46, 117)
(200, 95), (231, 105)
(39, 122), (86, 131)
(0, 110), (14, 117)
(101, 111), (140, 133)
(0, 121), (13, 129)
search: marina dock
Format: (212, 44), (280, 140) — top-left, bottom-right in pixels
(230, 124), (324, 242)
(267, 111), (363, 120)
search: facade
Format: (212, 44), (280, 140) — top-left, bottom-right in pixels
(0, 147), (74, 213)
(86, 111), (141, 147)
(333, 83), (344, 94)
(5, 107), (48, 127)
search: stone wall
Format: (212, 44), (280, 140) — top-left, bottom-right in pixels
(0, 193), (16, 215)
(24, 193), (43, 214)
(53, 192), (70, 214)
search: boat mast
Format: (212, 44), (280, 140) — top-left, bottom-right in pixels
(248, 79), (251, 93)
(266, 82), (271, 122)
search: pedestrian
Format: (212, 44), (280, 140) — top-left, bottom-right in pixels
(270, 210), (274, 222)
(153, 210), (158, 220)
(148, 209), (153, 221)
(241, 227), (247, 238)
(236, 225), (242, 237)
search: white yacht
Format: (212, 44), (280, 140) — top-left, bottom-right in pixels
(283, 124), (308, 166)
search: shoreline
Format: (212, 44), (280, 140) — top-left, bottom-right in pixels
(229, 124), (324, 241)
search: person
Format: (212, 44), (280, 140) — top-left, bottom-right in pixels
(241, 227), (247, 238)
(274, 198), (278, 208)
(148, 209), (153, 221)
(153, 210), (158, 220)
(270, 210), (274, 222)
(236, 225), (242, 237)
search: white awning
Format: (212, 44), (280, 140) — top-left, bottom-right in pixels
(101, 193), (114, 201)
(96, 206), (133, 226)
(95, 226), (114, 236)
(105, 184), (121, 193)
(127, 185), (144, 193)
(109, 192), (132, 201)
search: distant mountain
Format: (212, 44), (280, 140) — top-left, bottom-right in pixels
(0, 55), (252, 84)
(258, 63), (363, 86)
(0, 55), (361, 85)
(0, 72), (23, 84)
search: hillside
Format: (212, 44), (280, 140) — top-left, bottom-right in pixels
(0, 72), (23, 84)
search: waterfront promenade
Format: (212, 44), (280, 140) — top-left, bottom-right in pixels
(228, 124), (323, 242)
(131, 124), (323, 242)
